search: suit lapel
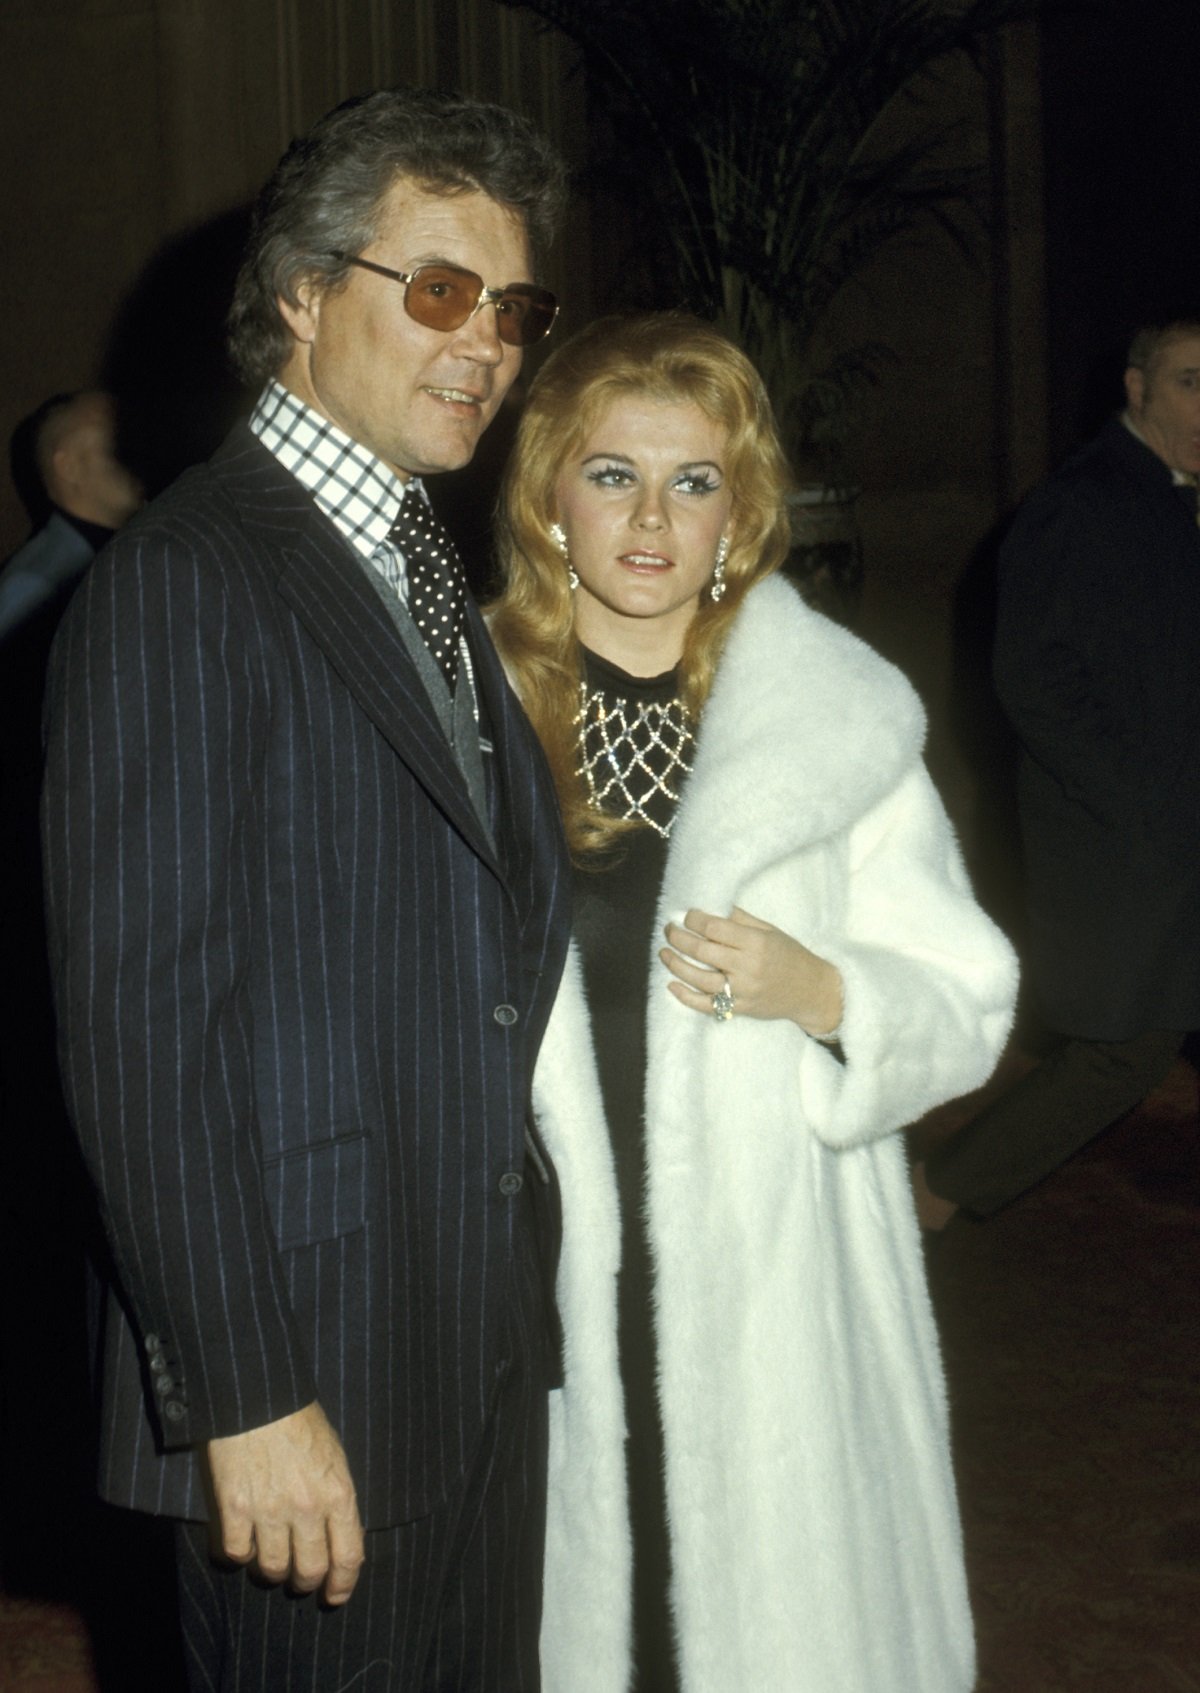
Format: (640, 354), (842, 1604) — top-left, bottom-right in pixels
(465, 594), (571, 941)
(215, 430), (502, 875)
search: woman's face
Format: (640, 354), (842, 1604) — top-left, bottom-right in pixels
(552, 392), (734, 670)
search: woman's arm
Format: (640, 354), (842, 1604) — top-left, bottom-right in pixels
(659, 761), (1017, 1149)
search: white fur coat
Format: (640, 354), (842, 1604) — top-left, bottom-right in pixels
(533, 576), (1018, 1693)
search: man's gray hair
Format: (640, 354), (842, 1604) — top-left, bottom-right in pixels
(228, 86), (568, 384)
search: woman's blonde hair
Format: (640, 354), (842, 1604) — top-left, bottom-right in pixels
(491, 312), (793, 857)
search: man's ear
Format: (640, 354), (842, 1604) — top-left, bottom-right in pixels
(46, 441), (79, 507)
(278, 278), (321, 347)
(1124, 365), (1146, 416)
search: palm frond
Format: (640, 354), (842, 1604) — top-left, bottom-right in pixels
(496, 0), (1033, 468)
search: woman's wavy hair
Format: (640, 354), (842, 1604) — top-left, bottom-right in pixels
(491, 311), (793, 858)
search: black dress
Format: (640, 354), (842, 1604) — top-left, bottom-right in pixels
(571, 645), (695, 1693)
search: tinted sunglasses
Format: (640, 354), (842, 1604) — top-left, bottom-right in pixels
(329, 252), (559, 347)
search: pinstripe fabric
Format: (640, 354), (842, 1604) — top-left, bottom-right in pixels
(41, 426), (571, 1533)
(175, 1187), (551, 1692)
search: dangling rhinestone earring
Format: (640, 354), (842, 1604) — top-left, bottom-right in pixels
(710, 534), (730, 603)
(550, 521), (579, 590)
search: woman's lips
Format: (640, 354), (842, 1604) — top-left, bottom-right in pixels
(618, 551), (673, 571)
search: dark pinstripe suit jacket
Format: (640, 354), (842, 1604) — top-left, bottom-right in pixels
(41, 426), (571, 1527)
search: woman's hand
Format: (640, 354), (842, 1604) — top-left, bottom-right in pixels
(660, 907), (843, 1036)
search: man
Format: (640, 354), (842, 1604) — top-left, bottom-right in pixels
(42, 88), (571, 1689)
(2, 390), (142, 1021)
(917, 319), (1200, 1226)
(0, 388), (143, 641)
(1, 388), (142, 886)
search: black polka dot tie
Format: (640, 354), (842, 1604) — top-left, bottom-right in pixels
(390, 489), (466, 689)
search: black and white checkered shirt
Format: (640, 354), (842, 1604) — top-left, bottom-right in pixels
(250, 378), (421, 602)
(249, 379), (481, 719)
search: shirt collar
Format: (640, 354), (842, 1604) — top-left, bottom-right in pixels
(249, 379), (423, 558)
(1121, 409), (1196, 487)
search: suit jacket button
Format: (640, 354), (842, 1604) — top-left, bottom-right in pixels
(144, 1334), (162, 1354)
(149, 1353), (169, 1374)
(163, 1400), (187, 1423)
(493, 1004), (519, 1026)
(498, 1171), (523, 1197)
(154, 1374), (176, 1397)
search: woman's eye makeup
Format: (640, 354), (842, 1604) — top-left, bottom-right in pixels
(674, 470), (721, 495)
(585, 462), (635, 487)
(581, 461), (723, 493)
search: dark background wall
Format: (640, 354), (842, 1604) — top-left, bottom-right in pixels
(1040, 0), (1200, 459)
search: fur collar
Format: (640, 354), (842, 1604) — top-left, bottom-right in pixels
(662, 574), (924, 912)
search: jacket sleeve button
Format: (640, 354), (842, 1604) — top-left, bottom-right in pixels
(493, 1004), (519, 1026)
(498, 1171), (523, 1197)
(163, 1400), (187, 1424)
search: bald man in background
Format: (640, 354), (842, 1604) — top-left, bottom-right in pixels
(916, 318), (1200, 1227)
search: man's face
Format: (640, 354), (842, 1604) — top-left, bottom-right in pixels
(1124, 333), (1200, 476)
(52, 394), (144, 528)
(277, 177), (534, 480)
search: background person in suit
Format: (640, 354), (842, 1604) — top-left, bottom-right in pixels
(41, 87), (570, 1691)
(916, 318), (1200, 1227)
(0, 388), (142, 641)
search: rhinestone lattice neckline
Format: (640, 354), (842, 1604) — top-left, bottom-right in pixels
(575, 652), (695, 838)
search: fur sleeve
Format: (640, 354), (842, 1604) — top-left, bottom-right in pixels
(797, 762), (1018, 1148)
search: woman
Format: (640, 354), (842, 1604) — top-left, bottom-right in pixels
(491, 315), (1017, 1693)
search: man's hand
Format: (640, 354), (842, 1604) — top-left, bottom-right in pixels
(206, 1401), (364, 1605)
